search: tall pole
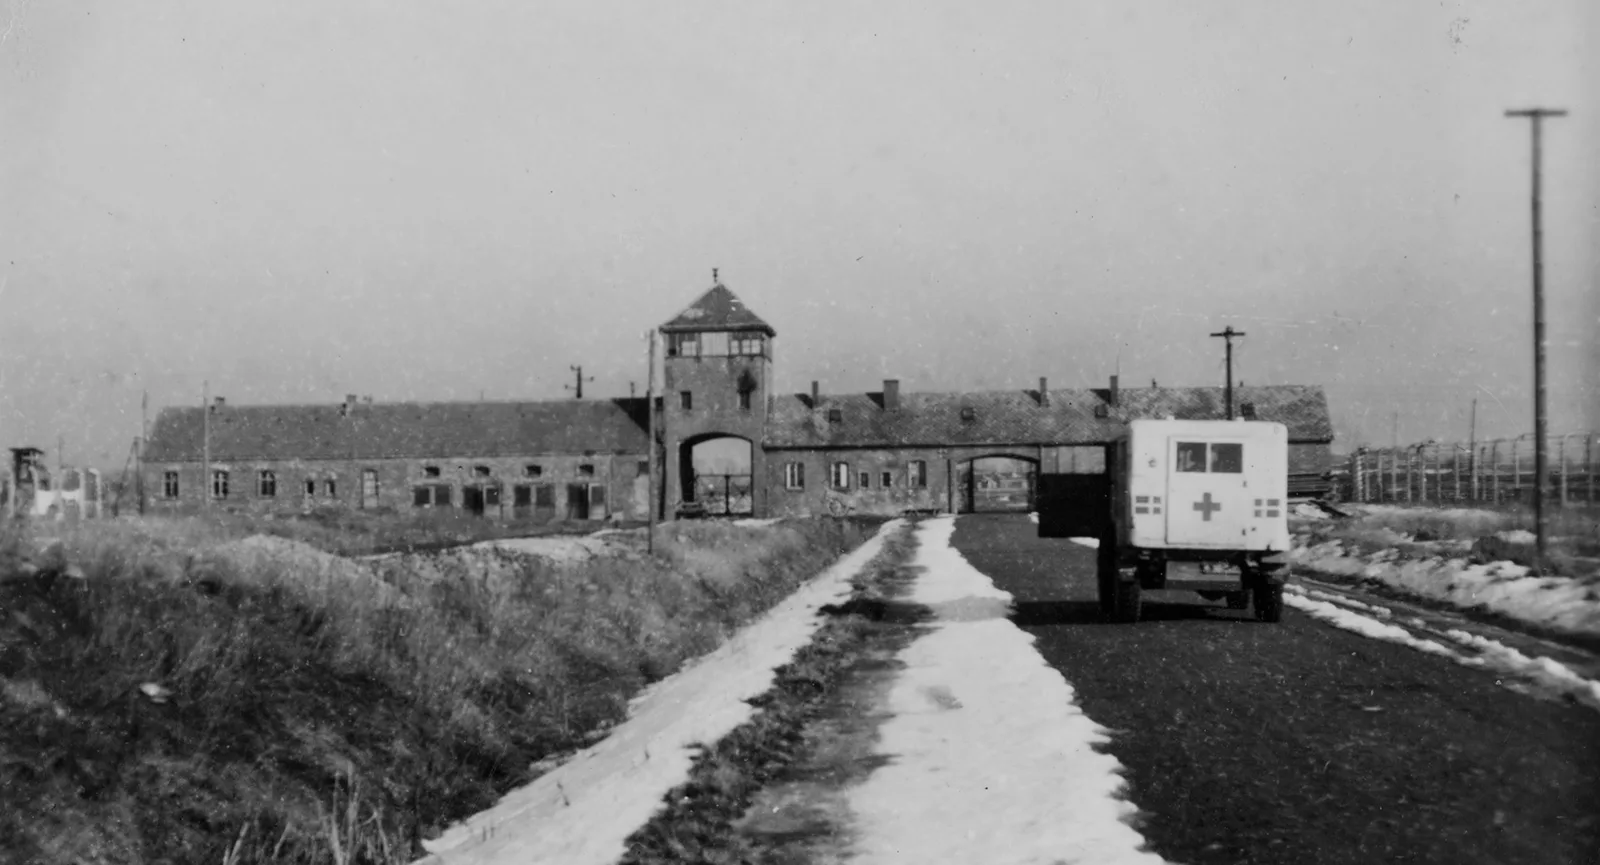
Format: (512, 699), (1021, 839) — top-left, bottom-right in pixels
(646, 331), (657, 554)
(138, 390), (149, 514)
(1469, 398), (1479, 501)
(202, 380), (211, 512)
(1506, 107), (1566, 573)
(1209, 326), (1245, 419)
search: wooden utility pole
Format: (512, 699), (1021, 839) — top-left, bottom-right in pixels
(1505, 106), (1566, 572)
(202, 381), (211, 512)
(646, 331), (657, 554)
(1209, 326), (1245, 419)
(137, 390), (149, 514)
(1469, 398), (1478, 501)
(565, 365), (595, 399)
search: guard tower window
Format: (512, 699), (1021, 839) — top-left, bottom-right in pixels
(525, 464), (543, 477)
(162, 471), (179, 498)
(473, 465), (491, 478)
(258, 470), (277, 498)
(680, 391), (692, 410)
(579, 464), (595, 477)
(667, 332), (700, 357)
(424, 465), (441, 478)
(784, 462), (805, 489)
(738, 390), (752, 410)
(211, 470), (229, 500)
(731, 334), (766, 356)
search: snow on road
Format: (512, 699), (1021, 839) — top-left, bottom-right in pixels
(414, 520), (901, 865)
(1284, 585), (1600, 712)
(1290, 536), (1600, 638)
(847, 517), (1168, 865)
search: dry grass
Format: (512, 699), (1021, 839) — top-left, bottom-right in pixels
(0, 512), (880, 864)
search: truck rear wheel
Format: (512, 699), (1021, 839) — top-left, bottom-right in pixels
(1114, 578), (1142, 623)
(1254, 584), (1284, 623)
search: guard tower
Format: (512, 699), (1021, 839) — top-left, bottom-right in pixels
(659, 271), (776, 518)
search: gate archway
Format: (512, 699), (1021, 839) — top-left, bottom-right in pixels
(679, 433), (754, 517)
(957, 454), (1038, 513)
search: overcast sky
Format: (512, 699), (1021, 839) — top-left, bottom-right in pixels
(3, 0), (1596, 469)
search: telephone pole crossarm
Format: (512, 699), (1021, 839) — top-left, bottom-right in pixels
(1209, 326), (1247, 420)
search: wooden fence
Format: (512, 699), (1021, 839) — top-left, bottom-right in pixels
(1341, 433), (1598, 507)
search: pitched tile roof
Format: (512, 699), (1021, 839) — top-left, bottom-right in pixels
(660, 284), (777, 336)
(144, 398), (651, 463)
(761, 385), (1332, 449)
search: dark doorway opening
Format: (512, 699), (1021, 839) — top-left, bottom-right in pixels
(566, 483), (590, 520)
(679, 435), (753, 517)
(463, 485), (486, 516)
(958, 456), (1038, 513)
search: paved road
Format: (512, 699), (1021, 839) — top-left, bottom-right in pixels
(950, 514), (1600, 865)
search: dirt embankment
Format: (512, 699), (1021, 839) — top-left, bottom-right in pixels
(0, 515), (881, 864)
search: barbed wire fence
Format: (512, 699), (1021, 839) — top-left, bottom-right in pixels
(1340, 432), (1598, 507)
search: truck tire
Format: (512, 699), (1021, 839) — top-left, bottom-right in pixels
(1254, 584), (1284, 623)
(1114, 578), (1142, 623)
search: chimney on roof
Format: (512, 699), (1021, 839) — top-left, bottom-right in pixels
(212, 397), (225, 409)
(811, 380), (820, 406)
(1109, 375), (1120, 407)
(883, 379), (900, 411)
(1039, 377), (1050, 407)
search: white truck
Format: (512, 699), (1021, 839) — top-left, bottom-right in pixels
(1097, 418), (1292, 623)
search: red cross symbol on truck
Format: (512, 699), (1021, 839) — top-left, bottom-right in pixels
(1193, 492), (1222, 521)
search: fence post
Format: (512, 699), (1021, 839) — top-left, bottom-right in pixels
(1484, 441), (1497, 502)
(1512, 438), (1521, 504)
(1559, 434), (1568, 507)
(1453, 445), (1462, 501)
(1588, 433), (1595, 505)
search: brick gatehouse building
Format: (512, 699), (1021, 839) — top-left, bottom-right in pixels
(143, 276), (1334, 521)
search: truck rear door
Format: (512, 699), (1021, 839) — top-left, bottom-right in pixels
(1166, 437), (1249, 546)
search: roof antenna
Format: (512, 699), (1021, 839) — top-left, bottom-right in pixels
(712, 267), (719, 284)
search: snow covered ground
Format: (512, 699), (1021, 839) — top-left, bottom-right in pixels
(412, 520), (899, 865)
(1289, 531), (1600, 638)
(846, 517), (1167, 864)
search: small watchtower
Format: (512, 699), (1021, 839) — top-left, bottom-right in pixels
(659, 270), (777, 518)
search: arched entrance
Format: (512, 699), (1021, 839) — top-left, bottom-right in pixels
(957, 455), (1038, 513)
(679, 434), (754, 517)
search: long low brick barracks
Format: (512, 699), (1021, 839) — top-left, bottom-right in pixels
(142, 275), (1335, 522)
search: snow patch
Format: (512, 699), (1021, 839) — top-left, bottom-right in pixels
(732, 517), (783, 528)
(1028, 511), (1039, 524)
(416, 521), (901, 865)
(1283, 594), (1600, 712)
(1070, 537), (1100, 549)
(1290, 540), (1600, 637)
(847, 517), (1167, 864)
